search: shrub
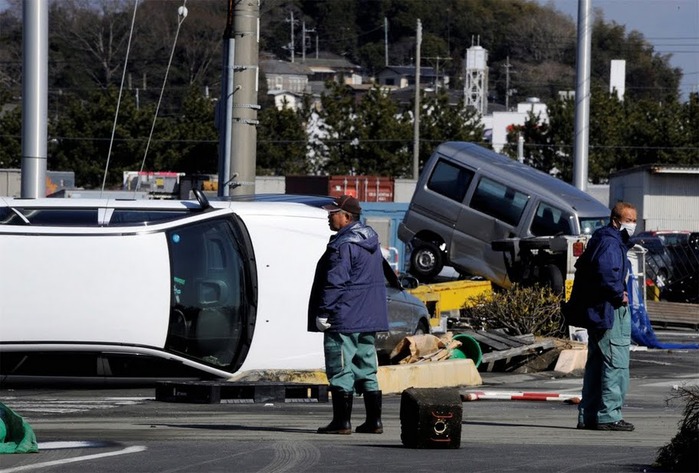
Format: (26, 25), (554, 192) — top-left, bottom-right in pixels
(461, 284), (564, 337)
(656, 385), (699, 472)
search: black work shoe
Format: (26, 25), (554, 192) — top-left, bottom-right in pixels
(575, 422), (597, 430)
(596, 420), (634, 431)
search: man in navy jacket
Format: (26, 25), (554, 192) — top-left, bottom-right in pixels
(308, 195), (389, 435)
(570, 201), (637, 431)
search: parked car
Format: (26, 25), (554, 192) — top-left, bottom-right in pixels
(380, 269), (431, 363)
(630, 236), (674, 287)
(632, 231), (699, 303)
(636, 230), (691, 246)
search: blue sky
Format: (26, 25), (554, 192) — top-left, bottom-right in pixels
(539, 0), (699, 100)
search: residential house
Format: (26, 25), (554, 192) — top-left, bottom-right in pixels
(376, 66), (444, 90)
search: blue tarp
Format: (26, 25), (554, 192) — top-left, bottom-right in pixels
(628, 271), (699, 350)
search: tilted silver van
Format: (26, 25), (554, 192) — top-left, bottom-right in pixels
(398, 142), (610, 287)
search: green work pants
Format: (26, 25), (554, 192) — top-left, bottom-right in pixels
(578, 305), (631, 425)
(323, 332), (379, 394)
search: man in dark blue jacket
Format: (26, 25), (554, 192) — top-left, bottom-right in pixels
(308, 195), (389, 435)
(569, 201), (637, 431)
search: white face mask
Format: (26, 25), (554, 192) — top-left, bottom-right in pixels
(620, 222), (636, 236)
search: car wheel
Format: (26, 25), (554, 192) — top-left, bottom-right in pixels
(409, 241), (444, 282)
(414, 320), (430, 336)
(539, 264), (564, 295)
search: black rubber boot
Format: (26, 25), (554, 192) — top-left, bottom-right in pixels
(317, 390), (353, 434)
(355, 391), (383, 434)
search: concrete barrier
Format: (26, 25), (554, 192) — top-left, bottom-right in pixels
(553, 348), (588, 374)
(228, 358), (483, 394)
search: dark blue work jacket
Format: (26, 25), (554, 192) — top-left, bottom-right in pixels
(568, 225), (633, 330)
(307, 221), (389, 333)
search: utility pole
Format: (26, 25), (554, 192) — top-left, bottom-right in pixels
(384, 17), (389, 67)
(228, 0), (260, 196)
(287, 11), (296, 62)
(423, 56), (451, 90)
(504, 56), (512, 110)
(413, 19), (422, 180)
(302, 21), (315, 63)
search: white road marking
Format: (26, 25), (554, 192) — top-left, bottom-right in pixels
(0, 446), (146, 473)
(3, 397), (149, 415)
(38, 441), (104, 450)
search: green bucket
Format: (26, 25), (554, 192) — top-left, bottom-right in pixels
(450, 333), (483, 367)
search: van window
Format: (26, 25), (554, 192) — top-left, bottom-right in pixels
(469, 177), (529, 226)
(427, 159), (475, 203)
(531, 202), (573, 236)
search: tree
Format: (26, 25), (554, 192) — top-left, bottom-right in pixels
(352, 85), (413, 176)
(417, 90), (484, 171)
(50, 87), (152, 188)
(0, 105), (21, 169)
(149, 86), (219, 175)
(314, 81), (359, 174)
(502, 112), (557, 174)
(257, 101), (309, 175)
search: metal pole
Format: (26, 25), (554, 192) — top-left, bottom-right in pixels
(412, 19), (422, 180)
(21, 0), (48, 198)
(517, 133), (524, 163)
(573, 0), (591, 191)
(218, 0), (235, 198)
(384, 17), (389, 67)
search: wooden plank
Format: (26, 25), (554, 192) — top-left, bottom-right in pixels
(645, 301), (699, 330)
(480, 340), (556, 363)
(460, 330), (510, 351)
(475, 330), (526, 348)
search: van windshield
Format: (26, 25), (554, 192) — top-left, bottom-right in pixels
(579, 217), (608, 235)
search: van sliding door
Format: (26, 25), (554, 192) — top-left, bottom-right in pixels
(452, 176), (530, 285)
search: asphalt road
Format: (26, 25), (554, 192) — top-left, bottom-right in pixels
(1, 329), (697, 473)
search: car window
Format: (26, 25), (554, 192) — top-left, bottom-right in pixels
(469, 176), (529, 227)
(426, 159), (474, 203)
(579, 217), (608, 235)
(110, 209), (190, 226)
(0, 208), (99, 226)
(530, 202), (573, 236)
(661, 234), (688, 245)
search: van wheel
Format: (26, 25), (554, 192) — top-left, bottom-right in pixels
(539, 264), (564, 295)
(410, 242), (444, 282)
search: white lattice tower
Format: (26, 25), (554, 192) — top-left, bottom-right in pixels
(464, 45), (488, 116)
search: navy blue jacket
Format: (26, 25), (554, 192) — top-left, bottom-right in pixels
(568, 225), (633, 330)
(307, 221), (389, 333)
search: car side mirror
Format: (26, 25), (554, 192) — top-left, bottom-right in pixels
(399, 275), (419, 290)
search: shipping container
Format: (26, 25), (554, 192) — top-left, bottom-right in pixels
(361, 202), (409, 272)
(286, 175), (394, 202)
(1, 169), (75, 197)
